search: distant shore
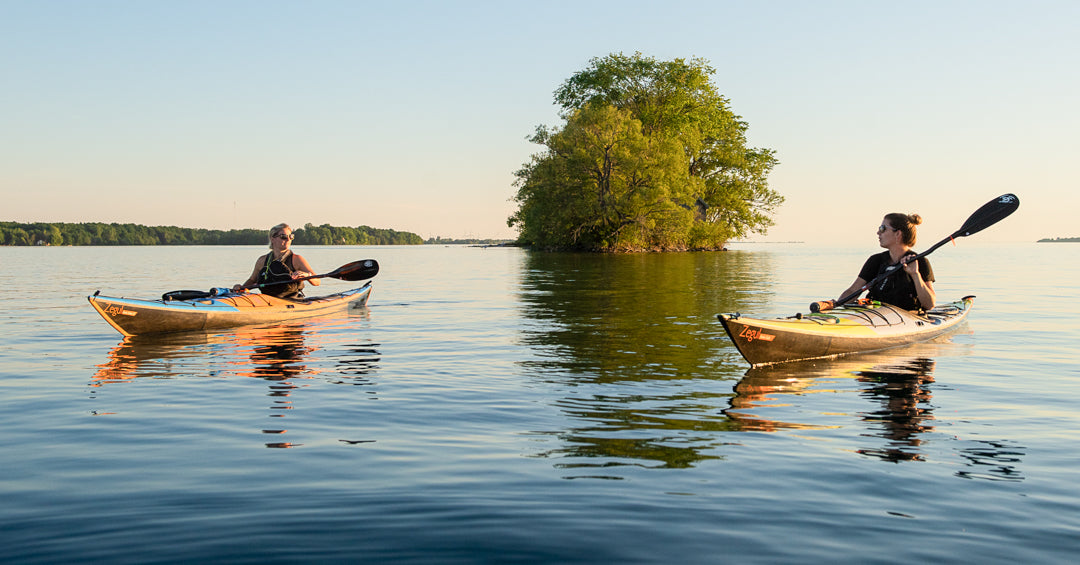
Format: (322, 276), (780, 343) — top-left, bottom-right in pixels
(1037, 237), (1080, 243)
(1, 221), (424, 246)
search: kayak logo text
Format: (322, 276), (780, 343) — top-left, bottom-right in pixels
(739, 327), (775, 342)
(104, 304), (137, 317)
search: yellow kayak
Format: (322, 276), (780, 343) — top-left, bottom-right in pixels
(718, 296), (974, 367)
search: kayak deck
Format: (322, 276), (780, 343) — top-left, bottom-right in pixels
(88, 282), (373, 337)
(718, 296), (974, 367)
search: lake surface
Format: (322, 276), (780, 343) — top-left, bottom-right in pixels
(2, 243), (1078, 563)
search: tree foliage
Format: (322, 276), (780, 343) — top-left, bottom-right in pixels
(296, 223), (423, 245)
(510, 52), (782, 251)
(0, 221), (423, 246)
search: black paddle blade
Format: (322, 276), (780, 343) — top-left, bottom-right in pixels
(953, 193), (1019, 238)
(328, 259), (380, 281)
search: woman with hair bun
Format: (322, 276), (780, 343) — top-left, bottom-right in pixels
(837, 213), (935, 311)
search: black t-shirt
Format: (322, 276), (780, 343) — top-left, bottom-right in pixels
(857, 251), (934, 310)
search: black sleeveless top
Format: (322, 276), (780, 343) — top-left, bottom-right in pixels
(257, 252), (304, 299)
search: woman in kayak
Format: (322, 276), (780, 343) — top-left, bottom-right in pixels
(234, 223), (320, 299)
(838, 213), (935, 311)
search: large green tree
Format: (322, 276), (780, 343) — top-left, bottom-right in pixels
(510, 53), (782, 251)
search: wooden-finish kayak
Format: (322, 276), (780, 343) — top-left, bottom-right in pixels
(88, 282), (373, 337)
(717, 296), (974, 367)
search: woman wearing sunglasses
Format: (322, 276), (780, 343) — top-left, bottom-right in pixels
(233, 223), (320, 298)
(836, 213), (935, 311)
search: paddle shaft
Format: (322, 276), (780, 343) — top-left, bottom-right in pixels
(250, 271), (323, 290)
(812, 194), (1019, 312)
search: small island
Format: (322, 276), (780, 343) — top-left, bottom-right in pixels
(508, 53), (781, 252)
(1037, 237), (1080, 243)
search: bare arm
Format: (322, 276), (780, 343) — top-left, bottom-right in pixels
(291, 254), (320, 286)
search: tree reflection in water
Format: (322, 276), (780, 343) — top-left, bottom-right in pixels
(518, 251), (769, 476)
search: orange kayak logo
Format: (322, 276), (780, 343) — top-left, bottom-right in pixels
(739, 326), (775, 342)
(104, 304), (137, 317)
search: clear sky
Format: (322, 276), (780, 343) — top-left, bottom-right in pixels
(2, 0), (1075, 243)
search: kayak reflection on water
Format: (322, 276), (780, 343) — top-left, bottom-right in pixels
(89, 315), (381, 449)
(725, 350), (1026, 478)
(723, 353), (938, 441)
(240, 325), (313, 448)
(239, 325), (313, 382)
(90, 331), (220, 384)
(854, 358), (937, 462)
(90, 325), (315, 384)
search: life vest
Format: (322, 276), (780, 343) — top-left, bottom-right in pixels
(257, 252), (304, 298)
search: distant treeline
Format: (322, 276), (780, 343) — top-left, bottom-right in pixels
(0, 222), (423, 246)
(1037, 237), (1079, 243)
(424, 236), (514, 245)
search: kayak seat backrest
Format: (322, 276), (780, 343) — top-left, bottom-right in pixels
(163, 290), (214, 301)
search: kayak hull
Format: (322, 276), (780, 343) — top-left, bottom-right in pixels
(718, 296), (974, 367)
(88, 283), (373, 337)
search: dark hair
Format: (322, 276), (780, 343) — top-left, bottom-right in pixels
(883, 213), (922, 246)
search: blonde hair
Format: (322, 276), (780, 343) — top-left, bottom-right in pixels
(268, 223), (292, 248)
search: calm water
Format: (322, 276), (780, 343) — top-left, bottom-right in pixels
(2, 243), (1078, 563)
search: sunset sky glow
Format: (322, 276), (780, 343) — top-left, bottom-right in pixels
(2, 1), (1075, 243)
